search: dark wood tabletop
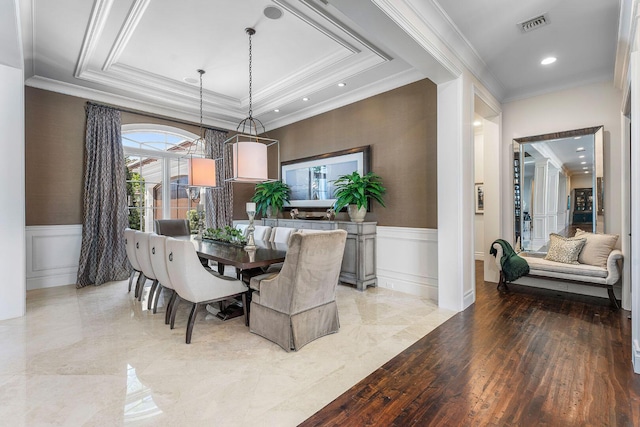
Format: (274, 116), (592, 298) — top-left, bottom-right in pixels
(190, 237), (287, 271)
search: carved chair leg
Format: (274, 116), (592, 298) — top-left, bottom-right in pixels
(147, 280), (159, 310)
(165, 290), (176, 325)
(135, 273), (147, 301)
(170, 295), (181, 329)
(607, 286), (621, 309)
(152, 283), (163, 314)
(186, 303), (200, 344)
(128, 270), (136, 293)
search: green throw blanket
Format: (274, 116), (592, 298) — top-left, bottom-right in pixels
(489, 239), (530, 282)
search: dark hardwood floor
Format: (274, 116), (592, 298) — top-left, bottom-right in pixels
(301, 261), (640, 426)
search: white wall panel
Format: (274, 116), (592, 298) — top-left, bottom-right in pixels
(376, 226), (438, 301)
(26, 225), (82, 290)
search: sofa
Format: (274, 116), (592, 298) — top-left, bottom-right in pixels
(492, 229), (623, 308)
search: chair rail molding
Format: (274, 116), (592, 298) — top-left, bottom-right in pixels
(26, 225), (82, 290)
(376, 226), (438, 300)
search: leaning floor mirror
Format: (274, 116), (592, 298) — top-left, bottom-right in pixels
(513, 126), (604, 253)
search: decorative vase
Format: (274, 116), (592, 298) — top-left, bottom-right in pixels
(347, 205), (367, 222)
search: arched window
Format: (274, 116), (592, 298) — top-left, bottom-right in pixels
(122, 124), (200, 231)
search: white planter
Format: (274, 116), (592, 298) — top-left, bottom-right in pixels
(347, 205), (367, 222)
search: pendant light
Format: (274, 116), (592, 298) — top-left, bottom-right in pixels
(225, 27), (279, 183)
(188, 69), (217, 188)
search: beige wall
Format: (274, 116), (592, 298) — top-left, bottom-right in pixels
(25, 87), (86, 225)
(26, 79), (438, 228)
(248, 79), (438, 228)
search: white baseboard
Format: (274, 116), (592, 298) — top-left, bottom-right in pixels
(26, 225), (82, 290)
(376, 227), (438, 300)
(634, 340), (640, 374)
(475, 251), (485, 261)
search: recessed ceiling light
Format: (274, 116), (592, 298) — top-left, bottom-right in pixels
(574, 136), (582, 140)
(273, 109), (280, 113)
(184, 77), (198, 84)
(584, 171), (590, 174)
(473, 120), (482, 127)
(263, 5), (283, 20)
(541, 56), (557, 65)
(576, 147), (585, 152)
(580, 161), (587, 164)
(579, 155), (585, 158)
(302, 97), (309, 101)
(583, 167), (588, 170)
(338, 82), (346, 87)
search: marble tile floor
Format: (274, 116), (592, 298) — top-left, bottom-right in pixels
(0, 280), (455, 426)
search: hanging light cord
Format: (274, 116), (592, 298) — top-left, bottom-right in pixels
(199, 69), (205, 140)
(237, 27), (265, 138)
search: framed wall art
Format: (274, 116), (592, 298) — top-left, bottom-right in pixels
(281, 146), (370, 208)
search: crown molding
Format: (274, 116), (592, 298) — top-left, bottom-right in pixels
(102, 0), (151, 70)
(25, 75), (238, 131)
(73, 0), (114, 78)
(265, 68), (424, 130)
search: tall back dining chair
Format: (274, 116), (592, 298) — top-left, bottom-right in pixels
(155, 219), (190, 237)
(235, 223), (249, 237)
(165, 238), (249, 344)
(148, 233), (175, 319)
(249, 229), (347, 352)
(134, 232), (159, 310)
(269, 227), (297, 244)
(124, 228), (144, 296)
(252, 225), (272, 241)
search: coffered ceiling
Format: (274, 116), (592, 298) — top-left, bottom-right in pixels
(16, 0), (623, 131)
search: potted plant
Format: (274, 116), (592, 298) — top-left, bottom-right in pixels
(333, 171), (386, 222)
(251, 181), (291, 218)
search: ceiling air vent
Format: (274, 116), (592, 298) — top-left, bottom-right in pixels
(518, 14), (549, 33)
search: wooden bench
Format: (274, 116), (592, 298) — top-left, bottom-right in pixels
(492, 243), (623, 308)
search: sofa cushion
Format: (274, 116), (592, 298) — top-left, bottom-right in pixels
(522, 255), (608, 279)
(574, 228), (619, 268)
(544, 233), (586, 265)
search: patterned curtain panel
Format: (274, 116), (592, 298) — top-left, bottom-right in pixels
(204, 128), (233, 228)
(76, 104), (130, 287)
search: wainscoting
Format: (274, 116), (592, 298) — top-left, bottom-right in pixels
(376, 227), (438, 301)
(26, 225), (82, 290)
(25, 225), (440, 302)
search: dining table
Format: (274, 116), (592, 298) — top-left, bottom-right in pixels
(184, 237), (288, 322)
(191, 237), (287, 278)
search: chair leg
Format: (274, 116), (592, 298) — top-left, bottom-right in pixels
(152, 283), (163, 314)
(170, 295), (181, 330)
(128, 270), (136, 293)
(242, 292), (249, 327)
(135, 273), (147, 300)
(165, 290), (176, 325)
(186, 303), (200, 344)
(607, 286), (621, 309)
(147, 280), (159, 310)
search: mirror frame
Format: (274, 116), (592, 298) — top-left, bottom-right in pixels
(513, 126), (604, 252)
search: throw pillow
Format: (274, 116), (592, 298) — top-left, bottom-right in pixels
(574, 228), (619, 268)
(544, 233), (586, 265)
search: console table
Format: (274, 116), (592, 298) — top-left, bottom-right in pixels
(262, 218), (377, 290)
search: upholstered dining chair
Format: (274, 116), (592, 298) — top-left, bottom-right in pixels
(148, 233), (175, 319)
(249, 229), (347, 352)
(124, 228), (143, 294)
(165, 237), (249, 344)
(154, 219), (190, 237)
(134, 232), (160, 310)
(269, 227), (297, 244)
(252, 225), (272, 241)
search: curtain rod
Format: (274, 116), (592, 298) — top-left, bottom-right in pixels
(86, 101), (229, 134)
